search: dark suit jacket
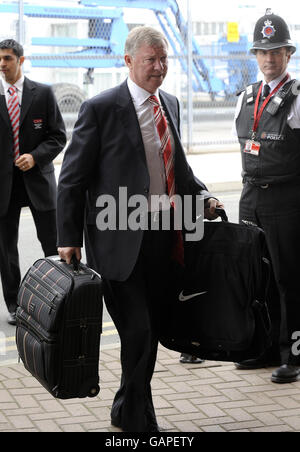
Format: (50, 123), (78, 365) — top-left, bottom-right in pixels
(0, 77), (66, 216)
(57, 80), (211, 281)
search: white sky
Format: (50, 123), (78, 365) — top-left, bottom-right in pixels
(12, 0), (300, 30)
(179, 0), (300, 20)
(21, 0), (300, 18)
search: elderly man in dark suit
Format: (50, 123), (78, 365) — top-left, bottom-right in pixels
(0, 39), (66, 325)
(57, 26), (223, 432)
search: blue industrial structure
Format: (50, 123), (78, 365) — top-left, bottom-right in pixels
(0, 0), (258, 98)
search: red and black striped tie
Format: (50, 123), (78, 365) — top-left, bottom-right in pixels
(148, 95), (184, 266)
(8, 85), (20, 162)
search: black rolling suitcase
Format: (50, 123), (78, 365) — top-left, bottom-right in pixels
(16, 256), (103, 399)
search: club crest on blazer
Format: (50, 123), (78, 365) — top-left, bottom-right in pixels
(33, 118), (43, 129)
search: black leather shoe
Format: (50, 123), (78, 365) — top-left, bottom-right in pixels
(147, 423), (161, 432)
(111, 419), (161, 432)
(271, 365), (300, 384)
(235, 357), (281, 370)
(7, 312), (17, 326)
(180, 353), (205, 364)
(235, 349), (281, 370)
(111, 419), (123, 430)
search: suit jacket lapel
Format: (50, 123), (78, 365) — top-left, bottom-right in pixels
(0, 81), (11, 127)
(159, 90), (181, 146)
(115, 82), (183, 169)
(159, 90), (191, 189)
(0, 93), (10, 127)
(116, 80), (147, 167)
(20, 77), (35, 126)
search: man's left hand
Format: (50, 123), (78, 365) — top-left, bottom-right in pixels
(204, 198), (225, 220)
(15, 154), (36, 172)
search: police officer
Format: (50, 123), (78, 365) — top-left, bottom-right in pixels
(234, 9), (300, 383)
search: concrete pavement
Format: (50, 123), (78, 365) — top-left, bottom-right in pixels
(186, 151), (243, 193)
(1, 344), (300, 433)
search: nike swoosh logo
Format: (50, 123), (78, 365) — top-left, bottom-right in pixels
(178, 290), (208, 301)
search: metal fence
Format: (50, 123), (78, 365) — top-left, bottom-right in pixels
(1, 0), (300, 152)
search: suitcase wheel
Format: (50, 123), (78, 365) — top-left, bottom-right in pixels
(88, 386), (100, 397)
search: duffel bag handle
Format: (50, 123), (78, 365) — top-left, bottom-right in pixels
(215, 207), (228, 222)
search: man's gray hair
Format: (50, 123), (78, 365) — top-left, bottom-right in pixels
(125, 26), (168, 57)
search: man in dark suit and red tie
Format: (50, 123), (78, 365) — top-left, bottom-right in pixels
(57, 26), (223, 432)
(0, 39), (66, 325)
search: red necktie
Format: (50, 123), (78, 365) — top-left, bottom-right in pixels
(8, 85), (20, 162)
(148, 95), (184, 266)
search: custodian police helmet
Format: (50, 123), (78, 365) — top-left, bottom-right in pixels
(250, 8), (296, 54)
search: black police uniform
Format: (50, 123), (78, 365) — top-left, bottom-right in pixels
(234, 10), (300, 378)
(236, 78), (300, 365)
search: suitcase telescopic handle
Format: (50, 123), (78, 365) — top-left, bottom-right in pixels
(71, 254), (80, 272)
(50, 254), (80, 272)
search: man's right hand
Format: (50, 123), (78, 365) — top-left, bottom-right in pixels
(58, 247), (82, 265)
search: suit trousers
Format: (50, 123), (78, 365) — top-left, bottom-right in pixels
(103, 216), (173, 432)
(0, 170), (57, 313)
(239, 181), (300, 365)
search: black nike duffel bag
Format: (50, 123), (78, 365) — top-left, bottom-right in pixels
(159, 212), (272, 362)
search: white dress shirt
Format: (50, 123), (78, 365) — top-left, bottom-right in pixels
(127, 76), (175, 211)
(233, 70), (300, 135)
(1, 75), (25, 108)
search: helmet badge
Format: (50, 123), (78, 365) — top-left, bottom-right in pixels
(261, 19), (276, 39)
